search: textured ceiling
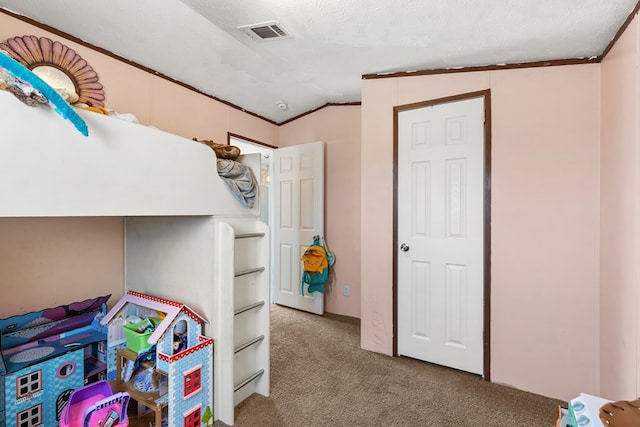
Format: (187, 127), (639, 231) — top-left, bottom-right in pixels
(0, 0), (638, 123)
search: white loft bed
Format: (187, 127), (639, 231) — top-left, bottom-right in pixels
(0, 91), (270, 426)
(0, 90), (258, 217)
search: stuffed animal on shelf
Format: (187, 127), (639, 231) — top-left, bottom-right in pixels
(0, 67), (47, 107)
(6, 82), (48, 107)
(192, 137), (241, 160)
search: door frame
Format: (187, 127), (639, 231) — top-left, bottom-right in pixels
(392, 89), (492, 380)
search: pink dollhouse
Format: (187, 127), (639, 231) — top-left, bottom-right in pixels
(100, 291), (213, 427)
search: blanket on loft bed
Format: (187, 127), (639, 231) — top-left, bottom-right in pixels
(217, 158), (258, 208)
(193, 137), (258, 209)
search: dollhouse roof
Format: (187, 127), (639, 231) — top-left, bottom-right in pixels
(100, 290), (207, 346)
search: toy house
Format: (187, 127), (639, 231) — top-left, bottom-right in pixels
(101, 290), (213, 427)
(0, 295), (110, 427)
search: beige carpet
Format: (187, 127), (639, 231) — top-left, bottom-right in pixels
(216, 304), (564, 427)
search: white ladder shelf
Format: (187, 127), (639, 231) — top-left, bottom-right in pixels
(213, 219), (270, 426)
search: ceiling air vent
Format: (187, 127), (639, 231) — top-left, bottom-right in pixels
(238, 21), (292, 42)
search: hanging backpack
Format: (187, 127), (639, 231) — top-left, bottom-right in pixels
(323, 237), (335, 269)
(301, 236), (329, 295)
(322, 237), (335, 291)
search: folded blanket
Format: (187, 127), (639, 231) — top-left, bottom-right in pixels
(217, 159), (258, 208)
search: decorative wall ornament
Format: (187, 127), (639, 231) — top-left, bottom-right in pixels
(0, 35), (105, 107)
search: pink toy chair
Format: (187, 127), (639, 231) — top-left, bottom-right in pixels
(60, 380), (130, 427)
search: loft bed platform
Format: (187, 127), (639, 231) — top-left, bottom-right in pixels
(0, 91), (260, 218)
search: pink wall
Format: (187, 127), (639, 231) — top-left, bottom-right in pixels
(278, 106), (362, 318)
(361, 66), (601, 401)
(0, 217), (124, 317)
(600, 16), (640, 401)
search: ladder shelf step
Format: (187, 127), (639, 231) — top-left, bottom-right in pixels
(235, 266), (265, 277)
(235, 232), (266, 239)
(234, 369), (265, 392)
(234, 335), (265, 354)
(234, 300), (265, 316)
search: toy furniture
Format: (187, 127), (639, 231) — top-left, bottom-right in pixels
(0, 296), (109, 427)
(60, 380), (129, 427)
(0, 89), (270, 426)
(116, 348), (166, 427)
(102, 291), (214, 427)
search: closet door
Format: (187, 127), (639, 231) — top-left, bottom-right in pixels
(272, 141), (324, 315)
(397, 96), (486, 375)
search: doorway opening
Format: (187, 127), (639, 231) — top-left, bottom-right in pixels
(228, 133), (326, 315)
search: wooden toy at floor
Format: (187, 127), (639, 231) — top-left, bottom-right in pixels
(59, 379), (130, 427)
(0, 295), (110, 427)
(101, 291), (213, 427)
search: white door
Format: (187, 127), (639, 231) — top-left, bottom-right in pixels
(397, 96), (485, 375)
(272, 141), (324, 315)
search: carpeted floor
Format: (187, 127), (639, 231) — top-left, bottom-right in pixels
(214, 304), (564, 427)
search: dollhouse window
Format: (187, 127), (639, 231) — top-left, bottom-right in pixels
(17, 403), (42, 427)
(183, 406), (201, 427)
(16, 370), (42, 398)
(57, 361), (77, 379)
(173, 319), (188, 355)
(183, 365), (202, 398)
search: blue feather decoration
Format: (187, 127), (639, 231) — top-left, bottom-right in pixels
(0, 51), (88, 136)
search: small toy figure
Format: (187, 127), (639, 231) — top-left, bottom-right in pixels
(172, 320), (187, 354)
